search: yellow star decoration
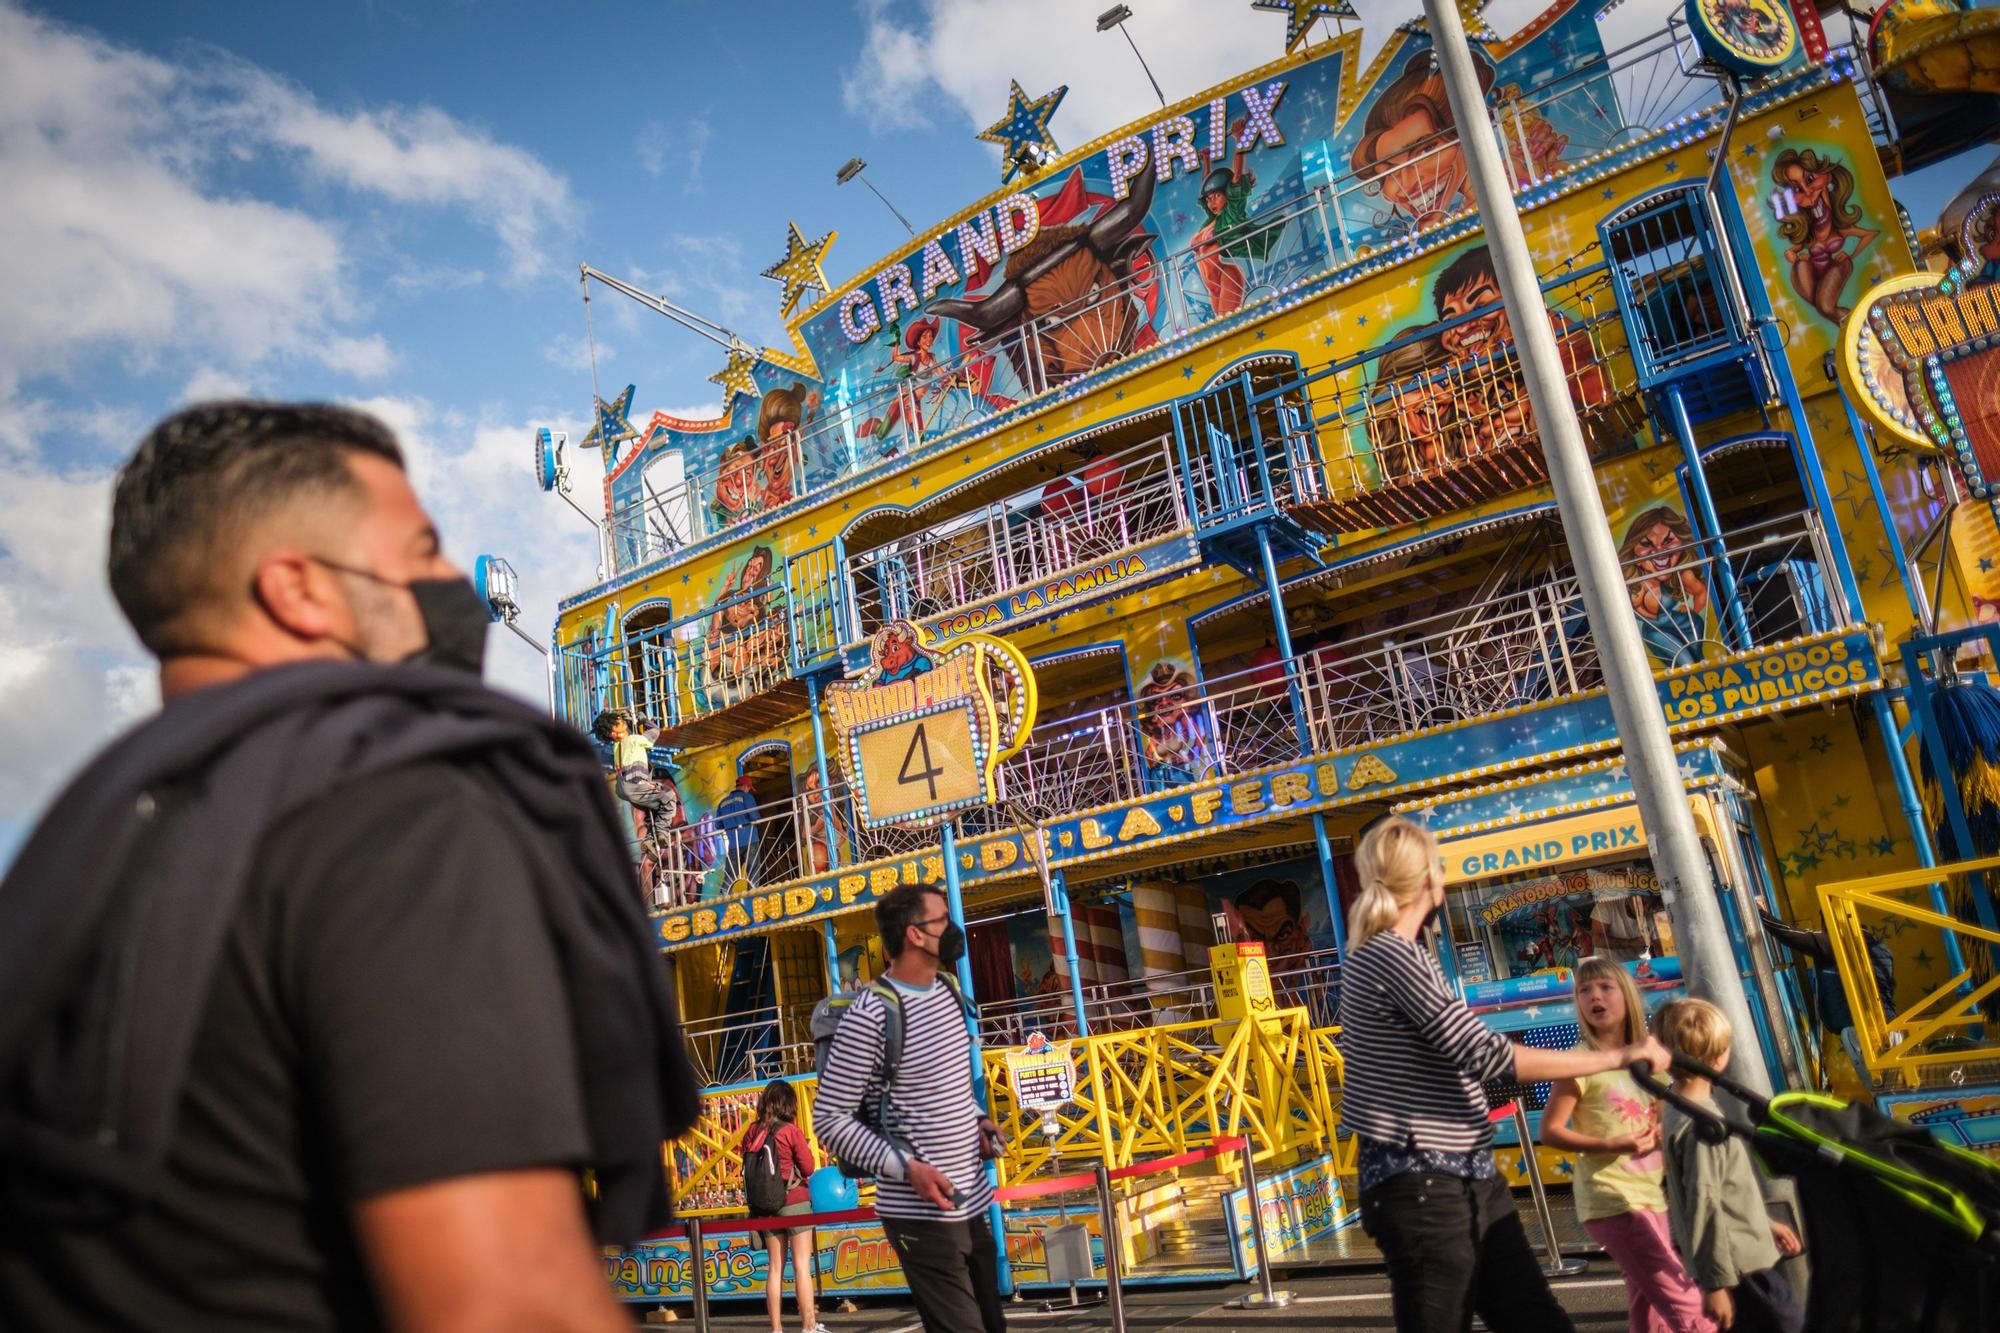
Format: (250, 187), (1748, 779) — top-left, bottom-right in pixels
(760, 222), (835, 318)
(1250, 0), (1355, 51)
(708, 344), (760, 407)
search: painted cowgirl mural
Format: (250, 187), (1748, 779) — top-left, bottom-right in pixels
(1136, 660), (1218, 791)
(1620, 505), (1712, 669)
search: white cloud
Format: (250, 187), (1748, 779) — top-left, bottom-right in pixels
(318, 334), (398, 380)
(181, 366), (254, 403)
(0, 428), (146, 834)
(637, 114), (711, 194)
(0, 390), (601, 839)
(848, 0), (1280, 141)
(0, 2), (570, 397)
(343, 396), (603, 706)
(544, 333), (614, 374)
(848, 0), (1680, 151)
(215, 64), (574, 282)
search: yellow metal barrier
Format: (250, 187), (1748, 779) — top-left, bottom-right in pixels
(1818, 854), (2000, 1087)
(665, 1011), (1348, 1211)
(983, 1009), (1342, 1186)
(665, 1079), (823, 1216)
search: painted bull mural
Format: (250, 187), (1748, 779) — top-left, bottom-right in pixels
(928, 164), (1160, 384)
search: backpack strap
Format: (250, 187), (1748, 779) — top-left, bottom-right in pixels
(865, 977), (906, 1093)
(861, 979), (909, 1172)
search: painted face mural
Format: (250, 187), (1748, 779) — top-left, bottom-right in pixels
(1772, 147), (1879, 324)
(1351, 53), (1567, 232)
(1136, 660), (1216, 792)
(702, 544), (786, 699)
(1206, 854), (1338, 963)
(1619, 505), (1711, 670)
(755, 381), (818, 508)
(1434, 249), (1511, 362)
(1362, 244), (1551, 482)
(713, 439), (761, 528)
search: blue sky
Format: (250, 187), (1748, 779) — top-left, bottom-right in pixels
(0, 0), (1992, 865)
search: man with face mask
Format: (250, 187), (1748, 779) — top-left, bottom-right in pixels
(813, 883), (1006, 1333)
(0, 403), (699, 1330)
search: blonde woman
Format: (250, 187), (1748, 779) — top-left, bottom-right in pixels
(1337, 816), (1673, 1332)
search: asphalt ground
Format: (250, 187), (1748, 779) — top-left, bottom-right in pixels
(631, 1259), (1636, 1331)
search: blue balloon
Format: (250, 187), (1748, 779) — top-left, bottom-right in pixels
(808, 1166), (856, 1214)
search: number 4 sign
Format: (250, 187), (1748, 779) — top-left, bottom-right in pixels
(823, 620), (1038, 830)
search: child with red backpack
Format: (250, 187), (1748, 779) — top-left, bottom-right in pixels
(741, 1079), (826, 1333)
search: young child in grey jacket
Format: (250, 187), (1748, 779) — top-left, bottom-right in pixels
(1654, 999), (1804, 1333)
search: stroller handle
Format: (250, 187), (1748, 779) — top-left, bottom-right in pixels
(1628, 1061), (1733, 1145)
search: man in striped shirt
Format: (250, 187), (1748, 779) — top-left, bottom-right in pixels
(814, 884), (1006, 1332)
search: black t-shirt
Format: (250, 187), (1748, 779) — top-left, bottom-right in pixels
(0, 763), (592, 1329)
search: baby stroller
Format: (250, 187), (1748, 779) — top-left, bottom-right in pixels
(1633, 1054), (2000, 1332)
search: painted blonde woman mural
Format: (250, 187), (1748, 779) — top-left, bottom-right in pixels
(1772, 146), (1878, 323)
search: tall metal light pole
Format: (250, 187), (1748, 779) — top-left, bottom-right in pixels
(1418, 0), (1770, 1093)
(1098, 5), (1166, 108)
(836, 157), (917, 237)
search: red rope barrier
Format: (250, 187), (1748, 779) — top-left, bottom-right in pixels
(656, 1136), (1267, 1227)
(638, 1206), (878, 1243)
(994, 1135), (1255, 1202)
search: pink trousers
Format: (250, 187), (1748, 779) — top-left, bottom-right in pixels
(1582, 1207), (1717, 1333)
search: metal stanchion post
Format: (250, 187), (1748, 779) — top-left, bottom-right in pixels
(1511, 1102), (1587, 1278)
(1229, 1141), (1294, 1309)
(1094, 1162), (1128, 1333)
(687, 1217), (710, 1332)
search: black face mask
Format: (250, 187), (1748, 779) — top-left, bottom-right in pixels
(404, 577), (491, 676)
(919, 921), (967, 968)
(312, 559), (490, 676)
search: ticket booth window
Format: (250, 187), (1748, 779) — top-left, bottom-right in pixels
(1445, 859), (1672, 982)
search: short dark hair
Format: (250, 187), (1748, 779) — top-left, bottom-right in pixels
(876, 882), (945, 958)
(108, 401), (406, 656)
(1238, 877), (1301, 919)
(1432, 245), (1498, 318)
(591, 709), (634, 742)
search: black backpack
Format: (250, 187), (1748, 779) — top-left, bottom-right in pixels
(809, 976), (976, 1180)
(742, 1124), (790, 1215)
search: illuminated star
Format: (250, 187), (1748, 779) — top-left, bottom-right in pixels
(978, 79), (1067, 184)
(580, 384), (639, 460)
(708, 344), (760, 407)
(760, 222), (836, 318)
(1250, 0), (1355, 51)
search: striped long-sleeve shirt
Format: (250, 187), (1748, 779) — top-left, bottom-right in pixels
(813, 978), (993, 1221)
(1335, 931), (1517, 1153)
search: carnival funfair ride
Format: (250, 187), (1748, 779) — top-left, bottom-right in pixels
(529, 0), (2000, 1303)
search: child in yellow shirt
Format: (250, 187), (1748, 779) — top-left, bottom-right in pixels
(1542, 957), (1714, 1333)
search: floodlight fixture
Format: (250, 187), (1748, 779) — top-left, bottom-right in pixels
(836, 156), (917, 236)
(1097, 4), (1166, 107)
